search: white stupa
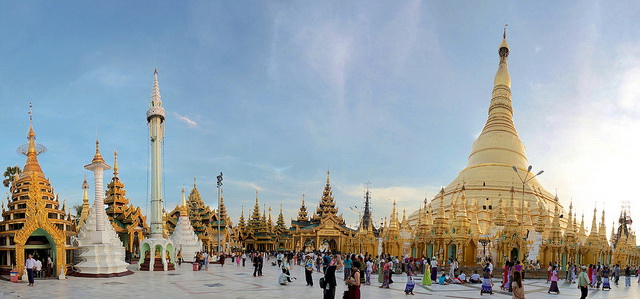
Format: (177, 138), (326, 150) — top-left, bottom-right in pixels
(74, 140), (131, 277)
(170, 188), (202, 263)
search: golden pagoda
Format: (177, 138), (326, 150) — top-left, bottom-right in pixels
(240, 191), (282, 251)
(404, 30), (640, 269)
(0, 112), (77, 278)
(104, 150), (149, 260)
(430, 28), (565, 234)
(382, 200), (402, 257)
(289, 171), (352, 252)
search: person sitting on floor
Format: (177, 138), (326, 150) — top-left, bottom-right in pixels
(459, 271), (467, 283)
(452, 274), (466, 284)
(439, 273), (449, 285)
(469, 271), (481, 283)
(278, 268), (296, 285)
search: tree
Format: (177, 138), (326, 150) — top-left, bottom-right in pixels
(3, 166), (22, 188)
(72, 205), (83, 218)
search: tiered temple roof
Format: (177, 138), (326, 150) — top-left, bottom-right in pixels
(104, 150), (149, 255)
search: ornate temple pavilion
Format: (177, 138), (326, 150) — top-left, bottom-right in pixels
(238, 192), (291, 252)
(289, 171), (352, 252)
(0, 115), (77, 278)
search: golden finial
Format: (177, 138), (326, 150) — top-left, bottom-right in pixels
(113, 148), (119, 176)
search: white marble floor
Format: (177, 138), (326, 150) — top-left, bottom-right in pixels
(1, 261), (639, 299)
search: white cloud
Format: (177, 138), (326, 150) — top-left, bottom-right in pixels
(228, 180), (264, 192)
(173, 112), (198, 128)
(526, 41), (640, 234)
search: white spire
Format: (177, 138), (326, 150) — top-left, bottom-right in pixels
(146, 68), (166, 121)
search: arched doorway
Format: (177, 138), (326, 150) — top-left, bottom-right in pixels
(448, 244), (457, 260)
(510, 248), (519, 262)
(24, 228), (56, 277)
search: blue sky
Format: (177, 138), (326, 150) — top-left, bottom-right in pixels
(1, 1), (639, 234)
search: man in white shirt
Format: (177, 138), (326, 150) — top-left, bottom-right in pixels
(35, 259), (42, 278)
(459, 271), (467, 282)
(469, 271), (481, 283)
(278, 268), (295, 285)
(277, 253), (284, 267)
(25, 254), (36, 286)
(430, 257), (439, 281)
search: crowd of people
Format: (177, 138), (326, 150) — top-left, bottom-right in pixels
(178, 249), (640, 299)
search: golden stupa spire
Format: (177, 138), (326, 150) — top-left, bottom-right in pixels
(92, 139), (105, 164)
(22, 103), (44, 177)
(113, 149), (119, 176)
(465, 27), (526, 170)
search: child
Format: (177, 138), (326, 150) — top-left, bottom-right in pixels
(278, 268), (296, 285)
(439, 273), (449, 285)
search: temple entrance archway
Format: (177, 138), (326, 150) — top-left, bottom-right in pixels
(24, 228), (56, 277)
(448, 244), (457, 260)
(510, 248), (519, 262)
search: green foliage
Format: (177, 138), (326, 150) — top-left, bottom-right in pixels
(3, 166), (22, 188)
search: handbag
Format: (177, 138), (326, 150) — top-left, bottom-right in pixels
(319, 277), (326, 289)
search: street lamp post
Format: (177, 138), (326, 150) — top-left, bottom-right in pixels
(479, 236), (491, 259)
(512, 165), (543, 262)
(217, 172), (223, 255)
(349, 206), (362, 254)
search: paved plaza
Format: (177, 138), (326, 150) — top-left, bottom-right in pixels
(1, 262), (639, 299)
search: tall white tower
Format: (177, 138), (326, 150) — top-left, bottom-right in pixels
(147, 68), (165, 239)
(139, 69), (175, 271)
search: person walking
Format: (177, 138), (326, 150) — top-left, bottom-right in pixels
(25, 254), (36, 286)
(547, 265), (560, 294)
(346, 260), (361, 299)
(404, 260), (415, 295)
(252, 253), (260, 277)
(203, 252), (210, 271)
(601, 266), (611, 290)
(625, 266), (632, 286)
(365, 258), (373, 285)
(422, 258), (432, 286)
(430, 257), (438, 282)
(323, 257), (337, 299)
(379, 258), (390, 288)
(343, 255), (352, 281)
(511, 271), (525, 299)
(242, 252), (247, 267)
(257, 253), (263, 276)
(304, 255), (314, 286)
(480, 263), (493, 295)
(577, 266), (589, 299)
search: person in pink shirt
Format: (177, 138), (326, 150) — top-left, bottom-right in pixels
(548, 265), (560, 294)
